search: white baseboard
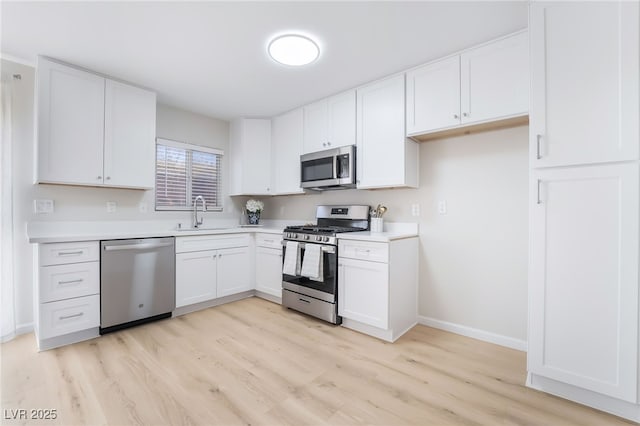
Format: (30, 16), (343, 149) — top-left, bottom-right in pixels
(1, 322), (34, 343)
(417, 315), (527, 352)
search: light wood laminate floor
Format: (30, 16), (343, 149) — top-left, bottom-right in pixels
(1, 297), (635, 425)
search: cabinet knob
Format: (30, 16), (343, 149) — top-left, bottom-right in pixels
(453, 114), (459, 119)
(463, 112), (468, 117)
(97, 176), (102, 180)
(327, 142), (331, 146)
(322, 143), (327, 147)
(106, 176), (111, 180)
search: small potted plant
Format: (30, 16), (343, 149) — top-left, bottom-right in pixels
(245, 199), (264, 225)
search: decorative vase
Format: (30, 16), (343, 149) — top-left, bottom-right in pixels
(247, 211), (261, 225)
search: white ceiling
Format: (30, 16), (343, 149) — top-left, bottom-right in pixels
(1, 1), (528, 121)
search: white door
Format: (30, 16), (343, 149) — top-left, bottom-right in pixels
(37, 58), (105, 186)
(327, 90), (356, 149)
(217, 247), (252, 298)
(272, 108), (304, 195)
(255, 246), (283, 298)
(461, 31), (529, 125)
(530, 2), (639, 168)
(338, 257), (389, 329)
(104, 80), (156, 189)
(303, 99), (328, 154)
(357, 75), (406, 189)
(175, 250), (217, 307)
(405, 55), (461, 135)
(529, 163), (639, 402)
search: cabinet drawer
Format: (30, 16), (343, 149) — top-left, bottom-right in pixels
(338, 240), (389, 263)
(255, 233), (282, 249)
(40, 262), (99, 303)
(39, 295), (100, 339)
(176, 234), (250, 253)
(39, 241), (99, 266)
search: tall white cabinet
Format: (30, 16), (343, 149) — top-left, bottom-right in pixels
(527, 2), (640, 421)
(271, 109), (304, 195)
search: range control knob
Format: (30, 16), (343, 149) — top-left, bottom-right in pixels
(316, 235), (321, 241)
(323, 236), (330, 242)
(304, 235), (310, 240)
(293, 233), (298, 239)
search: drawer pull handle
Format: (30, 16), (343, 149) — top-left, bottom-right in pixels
(58, 279), (83, 285)
(299, 298), (311, 304)
(58, 251), (84, 256)
(59, 312), (84, 320)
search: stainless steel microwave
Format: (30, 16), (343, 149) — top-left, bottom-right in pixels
(300, 145), (356, 190)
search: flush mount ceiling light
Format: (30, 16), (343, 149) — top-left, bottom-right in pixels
(268, 34), (320, 66)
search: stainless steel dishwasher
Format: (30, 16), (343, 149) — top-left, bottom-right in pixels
(100, 237), (175, 334)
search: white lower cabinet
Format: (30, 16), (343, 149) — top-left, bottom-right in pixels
(36, 241), (100, 350)
(175, 250), (217, 307)
(217, 247), (252, 298)
(528, 163), (639, 403)
(175, 235), (251, 308)
(338, 237), (418, 342)
(254, 233), (283, 299)
(338, 257), (388, 329)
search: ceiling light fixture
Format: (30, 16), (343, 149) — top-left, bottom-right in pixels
(268, 34), (320, 66)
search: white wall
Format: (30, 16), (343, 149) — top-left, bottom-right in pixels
(263, 126), (529, 342)
(2, 59), (242, 329)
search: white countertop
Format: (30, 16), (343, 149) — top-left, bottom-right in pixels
(27, 220), (418, 244)
(27, 220), (285, 243)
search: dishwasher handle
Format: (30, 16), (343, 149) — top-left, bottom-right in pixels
(103, 242), (173, 252)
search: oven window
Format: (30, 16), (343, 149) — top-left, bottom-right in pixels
(283, 245), (337, 295)
(301, 157), (334, 182)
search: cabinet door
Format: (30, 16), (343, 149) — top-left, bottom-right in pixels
(530, 2), (639, 168)
(405, 56), (460, 135)
(37, 58), (105, 186)
(255, 246), (283, 298)
(460, 31), (528, 125)
(357, 75), (409, 189)
(175, 250), (217, 307)
(104, 80), (156, 189)
(327, 90), (356, 149)
(529, 163), (639, 402)
(272, 108), (304, 195)
(338, 257), (389, 329)
(229, 118), (272, 195)
(217, 247), (252, 297)
(303, 99), (328, 154)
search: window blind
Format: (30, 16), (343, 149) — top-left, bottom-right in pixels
(155, 139), (222, 211)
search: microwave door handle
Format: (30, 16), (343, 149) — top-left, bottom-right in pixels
(333, 155), (339, 179)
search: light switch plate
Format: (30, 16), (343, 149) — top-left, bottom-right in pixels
(106, 201), (117, 213)
(438, 200), (447, 215)
(34, 199), (54, 214)
(411, 203), (420, 217)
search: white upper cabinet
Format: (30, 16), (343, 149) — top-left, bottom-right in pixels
(104, 79), (156, 189)
(406, 31), (529, 137)
(37, 58), (105, 186)
(303, 90), (356, 154)
(406, 56), (461, 134)
(229, 118), (272, 196)
(460, 31), (528, 125)
(271, 108), (304, 195)
(357, 74), (418, 189)
(530, 2), (639, 168)
(528, 163), (639, 402)
(37, 57), (156, 189)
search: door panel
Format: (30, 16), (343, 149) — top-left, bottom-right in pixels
(217, 247), (252, 297)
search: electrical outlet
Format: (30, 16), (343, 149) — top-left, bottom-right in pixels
(106, 201), (117, 213)
(34, 199), (54, 214)
(438, 200), (447, 215)
(411, 203), (420, 217)
(139, 202), (148, 213)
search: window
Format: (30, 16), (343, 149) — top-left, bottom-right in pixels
(155, 138), (223, 211)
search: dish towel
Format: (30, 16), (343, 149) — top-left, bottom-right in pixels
(283, 241), (300, 276)
(301, 244), (323, 282)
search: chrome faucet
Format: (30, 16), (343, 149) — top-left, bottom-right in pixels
(193, 195), (206, 228)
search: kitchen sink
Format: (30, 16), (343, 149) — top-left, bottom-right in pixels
(176, 226), (233, 232)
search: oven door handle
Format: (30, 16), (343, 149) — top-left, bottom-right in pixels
(282, 241), (336, 254)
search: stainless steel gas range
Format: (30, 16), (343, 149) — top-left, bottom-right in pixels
(281, 205), (370, 324)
